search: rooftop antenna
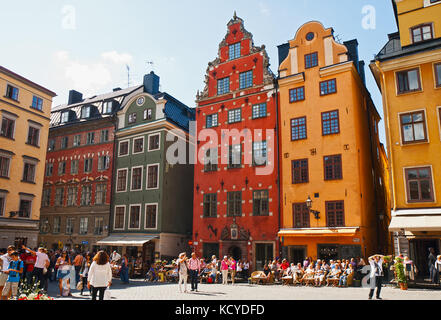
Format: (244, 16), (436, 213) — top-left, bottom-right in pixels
(335, 34), (342, 44)
(146, 61), (154, 73)
(126, 65), (130, 88)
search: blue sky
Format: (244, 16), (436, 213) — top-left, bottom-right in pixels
(0, 0), (396, 143)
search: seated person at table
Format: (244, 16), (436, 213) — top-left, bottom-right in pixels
(314, 268), (325, 286)
(292, 263), (304, 283)
(209, 263), (217, 283)
(146, 264), (158, 282)
(338, 264), (353, 287)
(263, 264), (271, 279)
(326, 265), (342, 286)
(171, 264), (179, 278)
(302, 265), (315, 285)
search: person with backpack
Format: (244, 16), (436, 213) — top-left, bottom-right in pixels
(177, 252), (188, 293)
(1, 251), (23, 300)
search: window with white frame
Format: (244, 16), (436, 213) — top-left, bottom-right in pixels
(133, 137), (144, 154)
(71, 160), (79, 174)
(31, 96), (43, 111)
(42, 188), (51, 207)
(253, 141), (267, 166)
(146, 164), (159, 189)
(148, 134), (160, 151)
(86, 132), (95, 145)
(73, 135), (81, 147)
(81, 106), (91, 118)
(58, 161), (66, 176)
(55, 187), (64, 206)
(45, 163), (53, 177)
(114, 206), (125, 230)
(145, 204), (157, 229)
(53, 216), (61, 234)
(119, 141), (129, 156)
(129, 205), (141, 229)
(228, 108), (241, 124)
(116, 169), (128, 192)
(84, 158), (93, 173)
(206, 114), (218, 128)
(131, 166), (143, 191)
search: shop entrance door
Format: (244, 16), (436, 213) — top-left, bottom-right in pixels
(203, 243), (219, 260)
(410, 239), (440, 279)
(255, 243), (273, 271)
(289, 246), (307, 264)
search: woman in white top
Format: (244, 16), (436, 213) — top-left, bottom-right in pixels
(177, 252), (188, 293)
(55, 251), (71, 297)
(87, 251), (112, 301)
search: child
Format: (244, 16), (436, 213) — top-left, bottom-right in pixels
(1, 251), (23, 300)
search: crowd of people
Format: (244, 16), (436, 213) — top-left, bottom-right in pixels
(2, 244), (441, 300)
(0, 245), (113, 300)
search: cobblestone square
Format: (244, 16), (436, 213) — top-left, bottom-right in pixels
(47, 278), (441, 301)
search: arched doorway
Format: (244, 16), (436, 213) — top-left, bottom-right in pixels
(228, 246), (242, 261)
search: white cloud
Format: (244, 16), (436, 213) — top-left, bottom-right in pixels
(259, 2), (270, 16)
(101, 51), (133, 65)
(53, 50), (133, 99)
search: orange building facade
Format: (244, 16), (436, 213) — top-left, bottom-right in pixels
(277, 22), (389, 262)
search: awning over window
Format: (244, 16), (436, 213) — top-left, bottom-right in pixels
(96, 235), (158, 247)
(389, 210), (441, 232)
(278, 227), (359, 237)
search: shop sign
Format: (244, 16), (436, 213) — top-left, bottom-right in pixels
(353, 238), (360, 243)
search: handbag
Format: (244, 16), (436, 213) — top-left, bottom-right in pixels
(76, 281), (83, 291)
(43, 267), (48, 275)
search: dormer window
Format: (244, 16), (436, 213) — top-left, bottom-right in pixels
(229, 42), (241, 60)
(103, 101), (113, 114)
(143, 109), (152, 120)
(128, 113), (137, 124)
(61, 111), (70, 123)
(81, 106), (91, 118)
(411, 24), (433, 43)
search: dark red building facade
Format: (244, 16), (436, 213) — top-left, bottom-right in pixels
(39, 87), (140, 252)
(193, 14), (279, 270)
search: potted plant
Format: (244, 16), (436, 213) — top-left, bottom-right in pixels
(394, 257), (408, 290)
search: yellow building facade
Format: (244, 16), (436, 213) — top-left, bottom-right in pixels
(277, 21), (389, 262)
(0, 66), (56, 248)
(370, 0), (441, 277)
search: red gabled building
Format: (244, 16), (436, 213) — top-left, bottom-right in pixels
(193, 13), (279, 270)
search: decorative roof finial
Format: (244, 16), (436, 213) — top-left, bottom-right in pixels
(233, 11), (237, 20)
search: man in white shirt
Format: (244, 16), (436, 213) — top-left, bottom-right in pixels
(111, 251), (121, 263)
(368, 254), (384, 300)
(0, 246), (15, 300)
(22, 245), (50, 290)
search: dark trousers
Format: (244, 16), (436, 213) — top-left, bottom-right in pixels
(90, 286), (106, 301)
(189, 270), (199, 290)
(369, 276), (382, 298)
(81, 277), (89, 294)
(75, 266), (81, 284)
(32, 267), (45, 289)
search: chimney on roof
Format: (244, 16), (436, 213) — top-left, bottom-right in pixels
(68, 90), (83, 105)
(143, 71), (160, 95)
(113, 87), (122, 92)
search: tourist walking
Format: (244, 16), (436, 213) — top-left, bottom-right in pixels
(177, 252), (188, 293)
(73, 252), (84, 284)
(229, 257), (237, 285)
(1, 251), (23, 300)
(56, 251), (72, 297)
(0, 246), (15, 300)
(120, 254), (129, 284)
(368, 254), (384, 300)
(22, 245), (50, 290)
(87, 251), (112, 301)
(188, 252), (201, 292)
(221, 256), (229, 285)
(79, 253), (92, 295)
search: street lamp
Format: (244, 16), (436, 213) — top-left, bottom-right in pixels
(306, 196), (320, 220)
